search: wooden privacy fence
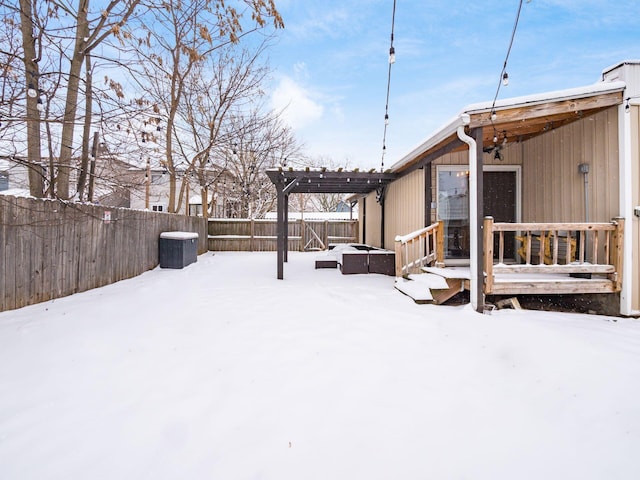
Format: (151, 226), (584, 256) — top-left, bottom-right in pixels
(208, 218), (359, 251)
(0, 195), (207, 312)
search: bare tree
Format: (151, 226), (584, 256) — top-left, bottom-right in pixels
(170, 45), (271, 217)
(15, 0), (44, 195)
(4, 0), (144, 199)
(224, 108), (302, 218)
(53, 0), (142, 200)
(0, 8), (25, 156)
(130, 0), (283, 213)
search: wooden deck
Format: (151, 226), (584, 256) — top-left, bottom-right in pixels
(394, 218), (624, 303)
(484, 217), (624, 295)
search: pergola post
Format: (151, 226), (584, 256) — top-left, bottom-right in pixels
(284, 194), (289, 262)
(265, 168), (398, 280)
(276, 181), (285, 279)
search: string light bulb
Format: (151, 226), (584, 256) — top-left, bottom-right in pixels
(27, 83), (37, 98)
(491, 110), (497, 121)
(384, 113), (389, 125)
(502, 72), (509, 86)
(389, 46), (396, 64)
(36, 98), (44, 112)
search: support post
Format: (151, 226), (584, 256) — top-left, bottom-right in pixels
(276, 182), (284, 279)
(483, 217), (494, 294)
(362, 197), (367, 244)
(284, 194), (289, 262)
(612, 217), (625, 292)
(394, 238), (403, 278)
(436, 220), (445, 267)
(380, 199), (385, 249)
(472, 127), (485, 311)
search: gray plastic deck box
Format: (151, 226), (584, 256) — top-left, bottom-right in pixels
(159, 231), (198, 269)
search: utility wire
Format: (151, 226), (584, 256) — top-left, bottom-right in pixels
(490, 0), (527, 122)
(381, 0), (397, 173)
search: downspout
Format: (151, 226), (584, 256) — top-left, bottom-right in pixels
(456, 114), (480, 312)
(619, 99), (635, 315)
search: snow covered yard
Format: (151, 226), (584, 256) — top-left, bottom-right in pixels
(1, 251), (640, 480)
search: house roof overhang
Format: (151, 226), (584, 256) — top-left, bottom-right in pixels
(391, 80), (627, 175)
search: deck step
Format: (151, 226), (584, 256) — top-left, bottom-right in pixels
(395, 277), (434, 304)
(422, 266), (471, 279)
(395, 274), (465, 305)
(407, 273), (449, 289)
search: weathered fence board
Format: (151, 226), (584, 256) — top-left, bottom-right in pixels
(208, 218), (359, 252)
(0, 195), (207, 312)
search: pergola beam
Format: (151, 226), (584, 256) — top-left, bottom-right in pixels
(266, 168), (398, 279)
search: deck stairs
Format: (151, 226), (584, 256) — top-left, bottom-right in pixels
(394, 267), (470, 305)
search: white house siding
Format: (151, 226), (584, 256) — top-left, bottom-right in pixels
(382, 168), (425, 249)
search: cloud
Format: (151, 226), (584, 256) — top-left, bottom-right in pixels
(270, 76), (324, 129)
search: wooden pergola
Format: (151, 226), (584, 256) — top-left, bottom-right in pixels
(265, 168), (397, 279)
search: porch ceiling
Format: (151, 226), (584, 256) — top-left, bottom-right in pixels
(468, 90), (624, 148)
(393, 89), (624, 173)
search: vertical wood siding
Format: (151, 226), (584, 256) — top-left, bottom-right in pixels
(521, 108), (619, 223)
(361, 193), (382, 247)
(383, 169), (425, 248)
(0, 196), (207, 312)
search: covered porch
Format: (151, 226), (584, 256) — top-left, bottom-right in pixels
(380, 78), (630, 313)
(394, 218), (625, 306)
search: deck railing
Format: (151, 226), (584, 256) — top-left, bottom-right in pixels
(483, 216), (625, 293)
(394, 220), (445, 277)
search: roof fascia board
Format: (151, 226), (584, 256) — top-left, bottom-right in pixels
(388, 82), (626, 174)
(390, 115), (468, 173)
(468, 90), (624, 128)
(463, 81), (626, 115)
